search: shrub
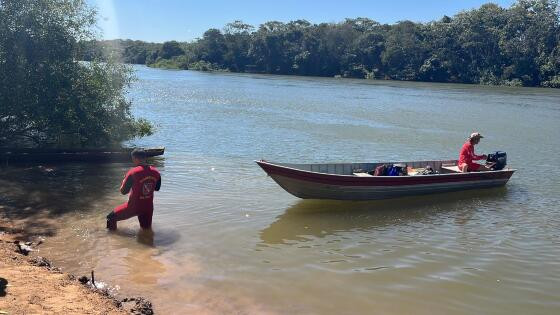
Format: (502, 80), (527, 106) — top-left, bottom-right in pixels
(0, 0), (153, 148)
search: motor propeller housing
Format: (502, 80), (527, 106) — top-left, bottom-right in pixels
(487, 151), (507, 170)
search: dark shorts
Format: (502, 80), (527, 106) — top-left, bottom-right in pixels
(113, 202), (153, 229)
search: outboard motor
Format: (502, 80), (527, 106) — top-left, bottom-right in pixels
(486, 151), (507, 170)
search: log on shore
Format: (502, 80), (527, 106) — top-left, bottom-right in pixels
(0, 147), (164, 164)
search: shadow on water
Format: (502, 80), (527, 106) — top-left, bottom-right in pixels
(110, 227), (181, 249)
(260, 187), (508, 245)
(0, 159), (164, 239)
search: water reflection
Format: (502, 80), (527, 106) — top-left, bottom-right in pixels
(90, 230), (170, 288)
(1, 164), (123, 238)
(123, 245), (167, 286)
(137, 229), (155, 246)
(260, 188), (507, 245)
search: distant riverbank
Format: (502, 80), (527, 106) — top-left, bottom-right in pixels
(79, 1), (560, 88)
(145, 60), (560, 88)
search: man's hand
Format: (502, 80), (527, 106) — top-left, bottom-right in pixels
(120, 175), (133, 195)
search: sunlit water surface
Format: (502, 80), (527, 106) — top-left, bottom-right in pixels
(3, 66), (560, 314)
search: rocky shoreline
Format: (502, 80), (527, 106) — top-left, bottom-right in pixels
(0, 221), (154, 315)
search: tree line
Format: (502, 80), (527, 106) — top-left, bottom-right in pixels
(81, 0), (560, 88)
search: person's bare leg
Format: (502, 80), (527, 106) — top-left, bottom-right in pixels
(477, 165), (493, 171)
(460, 164), (469, 172)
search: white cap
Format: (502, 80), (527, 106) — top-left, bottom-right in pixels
(469, 132), (484, 139)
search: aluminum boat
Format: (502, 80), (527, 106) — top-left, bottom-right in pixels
(256, 160), (515, 200)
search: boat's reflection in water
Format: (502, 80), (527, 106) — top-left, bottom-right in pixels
(260, 187), (508, 245)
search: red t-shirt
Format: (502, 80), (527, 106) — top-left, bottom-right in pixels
(120, 165), (161, 211)
(459, 141), (485, 165)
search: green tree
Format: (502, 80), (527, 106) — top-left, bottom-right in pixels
(249, 22), (288, 73)
(223, 20), (254, 71)
(197, 29), (227, 64)
(352, 25), (385, 76)
(381, 21), (428, 80)
(159, 40), (184, 59)
(0, 0), (153, 148)
(500, 0), (560, 85)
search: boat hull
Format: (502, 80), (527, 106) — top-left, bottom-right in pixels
(257, 160), (515, 200)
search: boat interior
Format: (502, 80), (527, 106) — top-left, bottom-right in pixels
(270, 160), (470, 176)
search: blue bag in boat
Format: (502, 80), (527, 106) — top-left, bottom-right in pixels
(387, 165), (400, 176)
(386, 164), (408, 176)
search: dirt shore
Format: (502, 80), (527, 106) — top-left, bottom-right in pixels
(0, 217), (153, 315)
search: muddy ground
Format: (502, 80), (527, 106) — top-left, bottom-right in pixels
(0, 215), (153, 315)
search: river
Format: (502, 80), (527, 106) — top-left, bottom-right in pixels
(3, 66), (560, 314)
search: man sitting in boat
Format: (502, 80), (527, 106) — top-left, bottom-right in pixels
(459, 132), (491, 172)
(106, 148), (161, 231)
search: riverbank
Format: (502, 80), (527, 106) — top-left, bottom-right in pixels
(143, 62), (560, 88)
(147, 59), (226, 72)
(0, 215), (153, 314)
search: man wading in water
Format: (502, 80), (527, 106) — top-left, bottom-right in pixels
(106, 148), (161, 231)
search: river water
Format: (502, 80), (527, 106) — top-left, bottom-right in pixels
(3, 66), (560, 314)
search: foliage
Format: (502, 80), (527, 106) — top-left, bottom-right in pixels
(0, 0), (153, 148)
(187, 60), (223, 71)
(159, 41), (184, 59)
(149, 56), (188, 70)
(79, 0), (560, 87)
(80, 39), (162, 64)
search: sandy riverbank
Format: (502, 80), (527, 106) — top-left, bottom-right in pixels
(0, 216), (153, 315)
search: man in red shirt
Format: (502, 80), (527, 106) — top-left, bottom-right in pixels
(459, 132), (492, 172)
(106, 148), (161, 230)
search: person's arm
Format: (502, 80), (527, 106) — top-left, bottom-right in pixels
(468, 145), (487, 161)
(473, 151), (487, 161)
(120, 174), (133, 195)
(155, 177), (161, 191)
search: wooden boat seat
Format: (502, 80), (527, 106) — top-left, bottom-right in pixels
(353, 172), (373, 177)
(441, 165), (462, 173)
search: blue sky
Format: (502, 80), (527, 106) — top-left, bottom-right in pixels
(88, 0), (518, 42)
